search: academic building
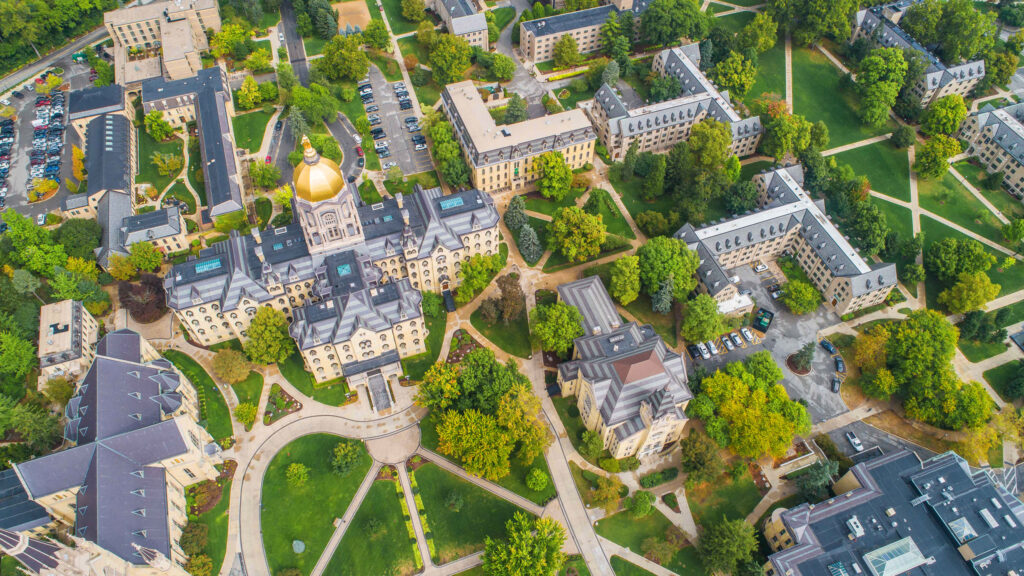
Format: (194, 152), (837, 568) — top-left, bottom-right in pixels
(588, 44), (762, 162)
(674, 165), (896, 316)
(441, 80), (596, 193)
(433, 0), (489, 50)
(960, 101), (1024, 199)
(852, 0), (985, 106)
(763, 450), (1024, 576)
(37, 300), (100, 391)
(555, 278), (692, 459)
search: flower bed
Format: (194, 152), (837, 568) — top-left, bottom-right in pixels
(263, 383), (301, 425)
(445, 329), (482, 364)
(187, 460), (236, 516)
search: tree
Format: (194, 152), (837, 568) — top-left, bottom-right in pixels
(437, 409), (515, 480)
(651, 276), (674, 314)
(489, 53), (515, 81)
(580, 429), (604, 461)
(212, 349), (251, 384)
(791, 341), (815, 372)
(179, 523), (209, 557)
(609, 255), (641, 306)
(244, 307), (293, 364)
(482, 512), (566, 576)
(891, 125), (916, 148)
(712, 51), (756, 98)
(244, 48), (272, 72)
(318, 35), (369, 82)
(430, 34), (473, 84)
(642, 155), (666, 200)
(922, 94), (968, 137)
(291, 83), (341, 122)
(796, 458), (839, 502)
(286, 462), (309, 488)
(648, 75), (682, 102)
(10, 269), (40, 296)
(857, 47), (907, 128)
(679, 294), (724, 344)
(592, 475), (624, 513)
(642, 536), (679, 566)
(54, 218), (102, 261)
(526, 468), (549, 491)
(849, 201), (888, 256)
(331, 439), (363, 475)
(915, 134), (961, 179)
(0, 332), (36, 382)
(530, 302), (584, 357)
(737, 13), (778, 53)
(602, 60), (621, 87)
(234, 402), (257, 428)
(43, 377), (74, 406)
(938, 271), (1000, 313)
(766, 0), (858, 45)
(455, 252), (503, 305)
(636, 236), (700, 300)
(496, 274), (525, 322)
(553, 34), (582, 68)
(533, 151), (573, 201)
(700, 517), (757, 575)
(781, 280), (822, 315)
(150, 152), (183, 177)
(629, 490), (655, 518)
(517, 224), (543, 263)
(363, 19), (391, 51)
(401, 0), (426, 21)
(277, 62), (297, 91)
(503, 93), (528, 124)
(107, 254), (137, 281)
(118, 275), (166, 323)
(761, 110), (813, 160)
(1002, 218), (1024, 247)
(679, 430), (723, 485)
(600, 12), (624, 58)
(497, 385), (550, 463)
(640, 0), (707, 46)
(185, 554), (213, 576)
(546, 207), (606, 264)
(417, 19), (436, 47)
(128, 241), (163, 272)
(144, 110), (175, 141)
(250, 162), (281, 188)
(416, 362), (461, 410)
(925, 237), (994, 285)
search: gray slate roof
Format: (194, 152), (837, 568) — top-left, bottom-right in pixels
(521, 5), (617, 37)
(0, 528), (62, 573)
(68, 85), (124, 120)
(13, 330), (190, 565)
(121, 204), (182, 246)
(969, 101), (1024, 165)
(0, 469), (49, 533)
(769, 450), (1024, 576)
(436, 0), (487, 34)
(95, 190), (133, 269)
(85, 114), (132, 197)
(558, 276), (621, 337)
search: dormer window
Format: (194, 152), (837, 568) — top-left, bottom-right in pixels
(132, 509), (147, 517)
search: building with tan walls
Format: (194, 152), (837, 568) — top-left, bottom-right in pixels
(520, 0), (649, 63)
(37, 301), (100, 390)
(441, 80), (597, 193)
(434, 0), (489, 50)
(960, 101), (1024, 199)
(555, 278), (692, 459)
(61, 113), (138, 221)
(588, 44), (762, 161)
(674, 165), (897, 316)
(67, 85), (127, 142)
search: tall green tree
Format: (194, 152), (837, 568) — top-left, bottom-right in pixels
(914, 135), (961, 179)
(437, 409), (514, 480)
(921, 94), (968, 137)
(483, 512), (566, 576)
(431, 34), (473, 84)
(244, 307), (294, 364)
(318, 35), (369, 82)
(546, 207), (606, 263)
(533, 151), (573, 201)
(700, 517), (757, 575)
(609, 255), (641, 306)
(636, 236), (700, 299)
(679, 294), (724, 344)
(712, 51), (756, 99)
(857, 47), (907, 128)
(530, 302), (584, 358)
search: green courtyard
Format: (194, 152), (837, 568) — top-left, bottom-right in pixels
(231, 109), (273, 153)
(325, 478), (418, 575)
(832, 141), (911, 202)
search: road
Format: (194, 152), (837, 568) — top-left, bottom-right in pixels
(0, 27), (110, 96)
(279, 0), (311, 86)
(326, 113), (365, 182)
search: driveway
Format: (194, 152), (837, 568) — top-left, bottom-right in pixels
(687, 262), (848, 422)
(279, 0), (310, 86)
(496, 0), (547, 118)
(326, 112), (365, 181)
(365, 66), (433, 175)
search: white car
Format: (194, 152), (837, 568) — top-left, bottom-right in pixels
(278, 32), (284, 42)
(753, 263), (768, 273)
(36, 213), (46, 226)
(0, 99), (9, 106)
(374, 141), (388, 151)
(741, 327), (754, 342)
(730, 333), (743, 348)
(706, 340), (719, 355)
(414, 143), (427, 151)
(382, 161), (398, 170)
(696, 342), (710, 359)
(722, 337), (735, 351)
(846, 431), (864, 452)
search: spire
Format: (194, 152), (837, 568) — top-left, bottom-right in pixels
(132, 542), (172, 571)
(301, 135), (320, 165)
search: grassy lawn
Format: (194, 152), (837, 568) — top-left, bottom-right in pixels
(384, 170), (441, 195)
(412, 78), (443, 107)
(415, 462), (527, 563)
(359, 179), (383, 203)
(556, 84), (597, 110)
(953, 160), (1024, 220)
(162, 351), (232, 443)
(713, 10), (756, 34)
(164, 180), (197, 214)
(590, 189), (636, 239)
(595, 510), (706, 574)
(708, 2), (734, 13)
(278, 351), (351, 405)
(325, 479), (417, 575)
(470, 308), (532, 358)
(917, 170), (1004, 245)
(740, 160), (775, 182)
(231, 371), (264, 405)
(261, 434), (372, 575)
(745, 40), (785, 103)
(397, 37), (430, 68)
(188, 475), (233, 576)
(138, 131), (184, 192)
(983, 360), (1021, 403)
(369, 51), (403, 82)
(833, 141), (911, 202)
(552, 396), (587, 452)
(231, 109), (273, 153)
(608, 164), (676, 222)
(610, 556), (657, 576)
(521, 188), (586, 217)
(303, 36), (327, 57)
(187, 137), (207, 205)
(400, 310), (447, 380)
(584, 261), (678, 346)
(559, 556), (592, 576)
(380, 0), (421, 34)
(511, 216), (550, 266)
(995, 299), (1024, 328)
(687, 475), (761, 526)
(542, 236), (631, 273)
(792, 47), (894, 147)
(496, 452), (558, 506)
(255, 196), (273, 228)
(492, 6), (517, 30)
(872, 196), (914, 242)
(958, 338), (1009, 363)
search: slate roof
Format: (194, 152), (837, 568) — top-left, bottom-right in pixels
(768, 450), (1024, 576)
(969, 102), (1024, 165)
(436, 0), (487, 34)
(0, 470), (49, 533)
(558, 276), (621, 336)
(85, 114), (132, 197)
(95, 190), (133, 269)
(521, 5), (617, 37)
(68, 85), (124, 121)
(674, 165), (897, 297)
(451, 13), (487, 35)
(0, 528), (62, 573)
(141, 68), (243, 216)
(12, 330), (191, 565)
(121, 204), (182, 246)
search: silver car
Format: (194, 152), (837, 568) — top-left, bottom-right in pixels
(730, 333), (743, 347)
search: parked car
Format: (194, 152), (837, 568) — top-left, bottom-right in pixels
(355, 146), (363, 157)
(730, 333), (743, 348)
(820, 339), (837, 355)
(265, 155), (271, 164)
(278, 32), (284, 42)
(835, 357), (846, 373)
(846, 431), (864, 452)
(831, 377), (841, 393)
(11, 91), (23, 99)
(382, 161), (397, 170)
(414, 143), (427, 151)
(706, 340), (719, 355)
(754, 263), (768, 273)
(365, 105), (379, 113)
(36, 214), (45, 225)
(357, 157), (364, 167)
(373, 131), (386, 140)
(696, 342), (710, 360)
(722, 337), (735, 351)
(770, 289), (782, 299)
(274, 120), (283, 131)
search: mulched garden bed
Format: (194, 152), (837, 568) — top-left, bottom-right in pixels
(378, 465), (398, 481)
(445, 329), (482, 364)
(188, 459), (237, 516)
(785, 355), (811, 375)
(406, 454), (428, 472)
(263, 383), (301, 425)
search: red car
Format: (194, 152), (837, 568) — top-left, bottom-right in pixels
(356, 146), (363, 157)
(265, 155), (272, 164)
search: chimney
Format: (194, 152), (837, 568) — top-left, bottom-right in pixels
(251, 228), (262, 244)
(401, 209), (410, 225)
(395, 192), (403, 209)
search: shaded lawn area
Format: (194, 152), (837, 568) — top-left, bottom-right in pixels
(511, 215), (550, 267)
(871, 196), (917, 296)
(415, 462), (527, 563)
(380, 0), (421, 34)
(552, 396), (588, 454)
(917, 170), (1005, 245)
(187, 137), (208, 206)
(740, 159), (775, 182)
(958, 338), (1009, 363)
(623, 58), (653, 102)
(262, 435), (372, 575)
(559, 556), (592, 576)
(707, 2), (734, 13)
(920, 217), (1024, 308)
(255, 196), (272, 229)
(164, 180), (197, 214)
(953, 160), (1024, 219)
(400, 310), (447, 380)
(326, 479), (418, 575)
(521, 188), (586, 217)
(188, 476), (233, 576)
(138, 132), (184, 192)
(713, 10), (756, 34)
(369, 51), (404, 82)
(584, 260), (677, 346)
(833, 141), (911, 202)
(384, 170), (441, 196)
(792, 47), (894, 147)
(556, 83), (597, 110)
(278, 351), (352, 405)
(231, 109), (273, 152)
(359, 179), (383, 203)
(303, 36), (327, 57)
(687, 475), (761, 525)
(608, 164), (676, 222)
(231, 371), (264, 405)
(542, 235), (631, 273)
(995, 299), (1024, 328)
(610, 556), (657, 576)
(983, 360), (1022, 403)
(470, 308), (532, 358)
(595, 510), (706, 574)
(397, 37), (430, 67)
(590, 188), (636, 239)
(162, 351), (232, 442)
(492, 6), (517, 31)
(745, 40), (785, 103)
(412, 78), (443, 107)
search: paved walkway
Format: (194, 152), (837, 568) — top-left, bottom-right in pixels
(398, 465), (436, 572)
(948, 164), (1011, 225)
(598, 537), (681, 576)
(417, 447), (546, 516)
(821, 133), (892, 157)
(784, 34), (793, 111)
(309, 462), (383, 576)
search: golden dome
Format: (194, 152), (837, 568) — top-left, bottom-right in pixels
(293, 135), (346, 203)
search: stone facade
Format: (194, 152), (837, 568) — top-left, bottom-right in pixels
(960, 101), (1024, 199)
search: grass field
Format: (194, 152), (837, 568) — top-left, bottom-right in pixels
(746, 40), (786, 103)
(958, 338), (1009, 362)
(608, 164), (677, 222)
(833, 141), (911, 201)
(953, 160), (1024, 220)
(470, 307), (532, 358)
(231, 109), (273, 153)
(384, 170), (440, 196)
(542, 236), (631, 272)
(231, 371), (264, 405)
(687, 475), (761, 526)
(414, 462), (527, 563)
(740, 160), (775, 182)
(369, 51), (404, 82)
(995, 299), (1024, 328)
(164, 180), (196, 214)
(381, 0), (421, 34)
(713, 10), (756, 34)
(359, 179), (383, 203)
(398, 36), (430, 68)
(255, 196), (272, 229)
(792, 47), (894, 147)
(303, 36), (327, 57)
(595, 510), (706, 574)
(138, 131), (184, 192)
(492, 6), (516, 31)
(188, 475), (233, 576)
(872, 196), (914, 242)
(983, 360), (1021, 403)
(921, 216), (1024, 306)
(610, 556), (657, 576)
(589, 189), (636, 239)
(325, 479), (418, 575)
(521, 188), (587, 217)
(399, 310), (447, 380)
(556, 83), (597, 110)
(162, 351), (232, 442)
(708, 2), (734, 13)
(917, 170), (1004, 245)
(277, 352), (352, 405)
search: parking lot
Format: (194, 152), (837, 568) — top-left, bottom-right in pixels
(686, 261), (849, 422)
(827, 420), (938, 464)
(364, 66), (432, 177)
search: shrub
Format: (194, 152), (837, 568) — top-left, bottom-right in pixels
(639, 467), (679, 488)
(599, 457), (620, 473)
(286, 462), (309, 488)
(331, 438), (362, 476)
(185, 554), (213, 576)
(526, 468), (549, 491)
(179, 522), (209, 557)
(234, 403), (257, 428)
(629, 490), (654, 518)
(618, 456), (640, 471)
(212, 349), (251, 384)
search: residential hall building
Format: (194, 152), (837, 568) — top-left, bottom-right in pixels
(960, 101), (1024, 199)
(588, 44), (762, 161)
(674, 165), (896, 316)
(852, 0), (985, 106)
(8, 330), (221, 575)
(763, 450), (1024, 576)
(520, 0), (649, 63)
(556, 277), (692, 459)
(442, 80), (596, 193)
(37, 300), (100, 390)
(164, 136), (499, 392)
(433, 0), (489, 50)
